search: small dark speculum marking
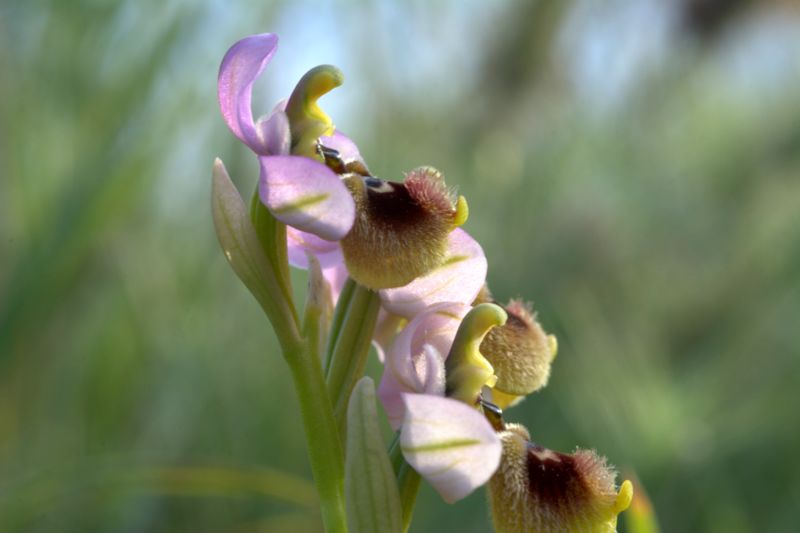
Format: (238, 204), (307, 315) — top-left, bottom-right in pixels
(526, 443), (588, 508)
(366, 181), (427, 229)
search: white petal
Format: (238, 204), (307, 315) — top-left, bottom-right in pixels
(400, 394), (501, 503)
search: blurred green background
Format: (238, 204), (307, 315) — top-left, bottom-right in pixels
(2, 1), (799, 531)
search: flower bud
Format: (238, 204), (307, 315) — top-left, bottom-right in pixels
(488, 424), (633, 533)
(340, 166), (468, 289)
(480, 299), (557, 397)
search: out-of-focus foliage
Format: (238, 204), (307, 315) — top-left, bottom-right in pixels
(1, 1), (799, 532)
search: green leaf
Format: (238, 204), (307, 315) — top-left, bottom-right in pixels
(345, 378), (403, 533)
(211, 159), (298, 343)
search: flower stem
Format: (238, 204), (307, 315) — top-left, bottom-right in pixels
(323, 278), (356, 373)
(325, 281), (381, 436)
(283, 338), (348, 533)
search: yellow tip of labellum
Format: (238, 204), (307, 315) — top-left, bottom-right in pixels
(453, 195), (469, 227)
(286, 64), (344, 158)
(615, 480), (634, 515)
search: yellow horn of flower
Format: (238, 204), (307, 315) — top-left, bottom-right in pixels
(488, 424), (633, 533)
(285, 64), (343, 159)
(444, 303), (506, 404)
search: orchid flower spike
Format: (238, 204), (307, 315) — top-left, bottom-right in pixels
(488, 423), (633, 533)
(217, 33), (355, 241)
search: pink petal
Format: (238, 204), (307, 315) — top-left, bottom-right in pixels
(259, 155), (355, 241)
(380, 229), (487, 319)
(218, 33), (279, 154)
(256, 110), (291, 156)
(286, 227), (343, 269)
(378, 302), (468, 430)
(400, 394), (502, 503)
(322, 262), (350, 303)
(319, 130), (363, 163)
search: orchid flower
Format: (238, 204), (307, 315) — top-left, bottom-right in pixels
(378, 303), (508, 503)
(220, 35), (486, 322)
(217, 33), (355, 241)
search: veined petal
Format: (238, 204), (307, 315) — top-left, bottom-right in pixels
(259, 155), (355, 241)
(320, 130), (363, 163)
(380, 229), (487, 319)
(378, 302), (468, 430)
(379, 344), (446, 431)
(400, 394), (501, 504)
(218, 33), (279, 154)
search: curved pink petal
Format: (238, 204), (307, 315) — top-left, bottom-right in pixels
(400, 394), (502, 503)
(259, 155), (355, 241)
(256, 110), (291, 156)
(218, 33), (279, 155)
(319, 130), (363, 163)
(286, 227), (343, 269)
(380, 229), (487, 319)
(322, 262), (349, 303)
(378, 302), (468, 429)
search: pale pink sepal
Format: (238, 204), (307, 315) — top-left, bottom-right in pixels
(400, 393), (502, 503)
(380, 345), (445, 430)
(380, 229), (487, 319)
(286, 227), (344, 269)
(218, 33), (280, 155)
(319, 130), (363, 163)
(378, 302), (468, 430)
(259, 155), (355, 241)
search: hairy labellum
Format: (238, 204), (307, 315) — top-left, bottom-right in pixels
(340, 167), (465, 290)
(488, 424), (632, 533)
(479, 299), (556, 397)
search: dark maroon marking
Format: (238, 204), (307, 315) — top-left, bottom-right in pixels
(366, 181), (427, 229)
(526, 444), (588, 510)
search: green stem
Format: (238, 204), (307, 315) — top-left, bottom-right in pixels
(325, 282), (381, 435)
(247, 194), (346, 532)
(324, 278), (356, 374)
(283, 338), (348, 533)
(388, 435), (421, 532)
